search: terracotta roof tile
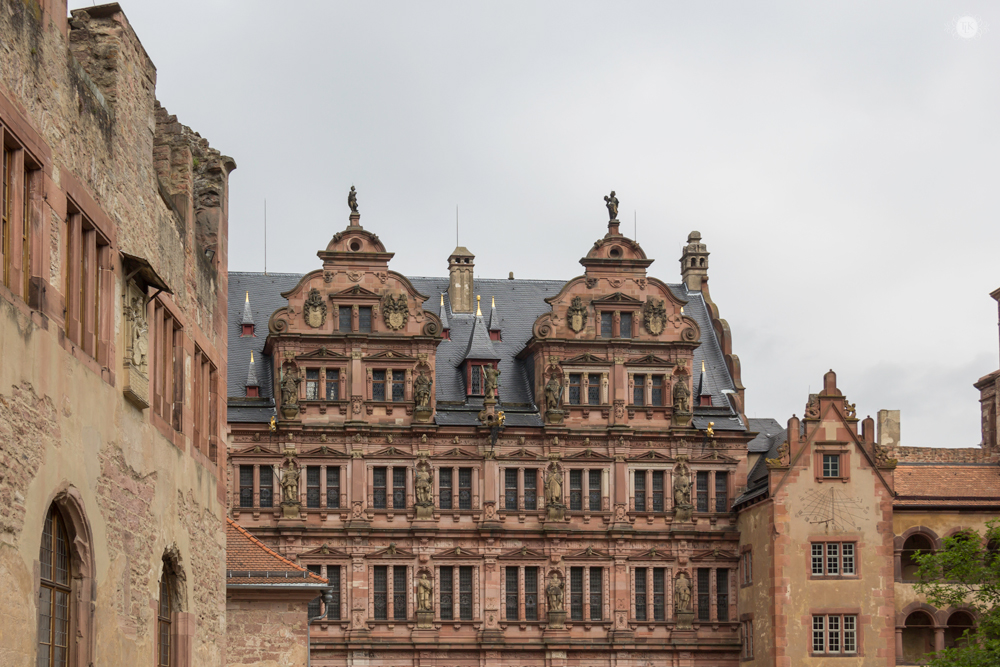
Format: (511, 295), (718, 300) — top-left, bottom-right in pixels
(894, 464), (1000, 507)
(226, 518), (326, 584)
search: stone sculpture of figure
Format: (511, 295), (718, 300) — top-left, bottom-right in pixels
(348, 185), (358, 213)
(417, 571), (433, 612)
(675, 573), (692, 612)
(673, 470), (691, 507)
(604, 190), (619, 221)
(281, 461), (300, 503)
(672, 377), (691, 412)
(544, 376), (562, 411)
(414, 372), (433, 408)
(545, 464), (563, 506)
(281, 368), (300, 407)
(546, 572), (564, 612)
(130, 297), (148, 372)
(484, 366), (500, 399)
(415, 464), (433, 505)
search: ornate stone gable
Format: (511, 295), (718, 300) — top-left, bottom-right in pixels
(566, 296), (588, 333)
(303, 288), (327, 328)
(642, 297), (667, 335)
(381, 293), (410, 331)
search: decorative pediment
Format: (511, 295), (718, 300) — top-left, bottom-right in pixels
(298, 347), (348, 359)
(691, 548), (738, 562)
(628, 548), (675, 562)
(234, 443), (278, 456)
(363, 350), (416, 362)
(626, 353), (672, 366)
(500, 448), (541, 461)
(301, 445), (351, 458)
(302, 543), (350, 558)
(564, 448), (613, 462)
(431, 546), (480, 560)
(333, 284), (380, 298)
(369, 543), (415, 558)
(432, 448), (480, 460)
(690, 452), (740, 464)
(499, 546), (547, 560)
(592, 292), (643, 306)
(562, 352), (610, 365)
(564, 546), (611, 560)
(368, 446), (415, 459)
(628, 450), (674, 462)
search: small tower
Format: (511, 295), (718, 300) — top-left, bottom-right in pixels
(241, 291), (255, 336)
(680, 231), (709, 291)
(697, 360), (712, 407)
(245, 351), (260, 397)
(448, 247), (476, 313)
(439, 293), (450, 340)
(488, 297), (501, 341)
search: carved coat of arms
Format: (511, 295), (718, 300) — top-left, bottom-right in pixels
(382, 293), (409, 331)
(643, 298), (667, 335)
(567, 296), (588, 333)
(303, 288), (327, 328)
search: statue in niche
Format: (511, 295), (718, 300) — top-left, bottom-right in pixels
(675, 572), (692, 612)
(415, 461), (433, 506)
(673, 457), (693, 522)
(417, 571), (433, 612)
(348, 185), (359, 213)
(414, 371), (433, 408)
(280, 367), (301, 407)
(484, 366), (500, 400)
(128, 296), (149, 373)
(546, 572), (564, 612)
(281, 459), (300, 503)
(604, 191), (619, 220)
(544, 376), (563, 412)
(545, 463), (563, 506)
(672, 377), (691, 413)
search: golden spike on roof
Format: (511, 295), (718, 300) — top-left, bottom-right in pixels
(245, 291), (249, 302)
(440, 293), (445, 305)
(702, 360), (706, 372)
(491, 296), (496, 307)
(476, 295), (482, 317)
(250, 351), (254, 362)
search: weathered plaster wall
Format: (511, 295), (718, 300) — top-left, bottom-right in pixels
(226, 594), (312, 667)
(737, 501), (774, 666)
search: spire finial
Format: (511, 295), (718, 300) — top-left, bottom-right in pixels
(701, 360), (706, 372)
(245, 291), (249, 303)
(250, 350), (254, 362)
(491, 296), (495, 308)
(476, 295), (482, 317)
(440, 293), (445, 305)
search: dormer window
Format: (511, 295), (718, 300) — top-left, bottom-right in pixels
(245, 386), (259, 398)
(467, 362), (496, 396)
(241, 323), (254, 336)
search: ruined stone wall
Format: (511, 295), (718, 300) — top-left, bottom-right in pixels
(0, 2), (232, 665)
(226, 593), (312, 667)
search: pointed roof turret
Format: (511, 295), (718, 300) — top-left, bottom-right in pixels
(697, 360), (711, 406)
(439, 293), (450, 330)
(242, 291), (254, 324)
(246, 351), (259, 388)
(462, 295), (500, 362)
(488, 296), (500, 332)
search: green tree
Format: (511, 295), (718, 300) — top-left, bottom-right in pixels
(912, 521), (1000, 666)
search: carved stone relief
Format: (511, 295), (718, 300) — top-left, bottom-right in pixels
(303, 288), (327, 328)
(642, 298), (667, 335)
(382, 293), (409, 330)
(567, 296), (588, 333)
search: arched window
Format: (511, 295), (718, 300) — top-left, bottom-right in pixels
(945, 611), (975, 649)
(901, 611), (935, 664)
(901, 534), (934, 581)
(158, 576), (171, 667)
(39, 506), (71, 667)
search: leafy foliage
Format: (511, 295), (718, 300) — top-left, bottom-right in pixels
(912, 521), (1000, 666)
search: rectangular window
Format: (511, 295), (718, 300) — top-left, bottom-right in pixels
(459, 566), (473, 620)
(633, 374), (645, 406)
(715, 471), (729, 512)
(305, 369), (319, 400)
(634, 471), (646, 512)
(588, 469), (601, 511)
(359, 306), (372, 333)
(842, 543), (855, 575)
(306, 467), (320, 508)
(827, 543), (840, 576)
(812, 614), (857, 654)
(822, 454), (841, 478)
(439, 468), (452, 510)
(652, 471), (664, 512)
(372, 370), (386, 401)
(844, 615), (857, 653)
(506, 567), (519, 620)
(239, 466), (254, 508)
(151, 299), (183, 430)
(64, 203), (110, 360)
(259, 465), (273, 508)
(326, 467), (340, 508)
(374, 566), (388, 619)
(717, 569), (729, 622)
(525, 567), (538, 620)
(697, 568), (711, 621)
(1, 137), (39, 302)
(696, 472), (709, 513)
(570, 567), (584, 621)
(191, 347), (217, 459)
(743, 619), (754, 658)
(326, 369), (340, 400)
(339, 306), (351, 332)
(635, 567), (647, 620)
(373, 467), (387, 509)
(524, 470), (537, 510)
(570, 470), (583, 511)
(469, 364), (482, 395)
(600, 312), (613, 338)
(588, 374), (601, 405)
(505, 469), (518, 511)
(308, 565), (323, 618)
(741, 550), (752, 585)
(651, 375), (663, 406)
(393, 566), (407, 620)
(1, 145), (11, 289)
(812, 542), (857, 576)
(812, 543), (824, 576)
(620, 311), (632, 338)
(828, 615), (841, 652)
(568, 373), (581, 405)
(392, 467), (406, 509)
(327, 566), (341, 620)
(458, 468), (472, 510)
(813, 615), (825, 653)
(589, 567), (603, 621)
(391, 370), (405, 402)
(653, 568), (666, 621)
(440, 566), (454, 620)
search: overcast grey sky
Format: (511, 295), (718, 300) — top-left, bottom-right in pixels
(75, 1), (999, 447)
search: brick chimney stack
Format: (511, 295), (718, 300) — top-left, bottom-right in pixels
(680, 231), (709, 291)
(448, 247), (475, 313)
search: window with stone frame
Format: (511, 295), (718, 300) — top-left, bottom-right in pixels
(633, 374), (646, 406)
(717, 568), (730, 621)
(373, 467), (387, 509)
(359, 306), (372, 333)
(822, 454), (841, 478)
(307, 565), (323, 618)
(502, 565), (541, 622)
(327, 565), (342, 620)
(634, 567), (667, 621)
(600, 311), (613, 338)
(326, 466), (341, 508)
(239, 465), (254, 508)
(157, 575), (171, 667)
(812, 614), (858, 654)
(39, 506), (71, 667)
(372, 565), (408, 621)
(568, 373), (582, 404)
(697, 568), (711, 621)
(306, 467), (321, 508)
(371, 369), (405, 402)
(633, 469), (666, 513)
(1, 120), (40, 304)
(696, 471), (710, 513)
(64, 198), (112, 362)
(568, 566), (604, 621)
(505, 468), (518, 510)
(587, 373), (601, 405)
(810, 542), (856, 578)
(715, 471), (729, 512)
(192, 346), (218, 461)
(325, 368), (340, 400)
(742, 619), (754, 659)
(466, 361), (497, 397)
(741, 549), (752, 585)
(305, 369), (320, 399)
(501, 467), (538, 511)
(150, 297), (183, 430)
(338, 305), (351, 332)
(260, 465), (274, 508)
(651, 375), (664, 406)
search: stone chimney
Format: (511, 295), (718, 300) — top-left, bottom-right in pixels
(448, 247), (475, 313)
(877, 410), (901, 448)
(680, 231), (709, 291)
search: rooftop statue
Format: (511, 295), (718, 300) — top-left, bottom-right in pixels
(348, 185), (359, 213)
(604, 190), (619, 221)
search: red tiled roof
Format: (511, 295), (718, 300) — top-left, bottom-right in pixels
(894, 464), (1000, 507)
(226, 518), (326, 585)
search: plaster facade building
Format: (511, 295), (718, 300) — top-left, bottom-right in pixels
(0, 2), (233, 666)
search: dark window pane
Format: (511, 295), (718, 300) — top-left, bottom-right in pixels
(506, 567), (519, 620)
(717, 569), (729, 621)
(568, 374), (581, 405)
(589, 469), (601, 511)
(634, 471), (646, 512)
(307, 467), (321, 508)
(326, 369), (339, 400)
(633, 374), (645, 406)
(392, 370), (405, 402)
(635, 568), (647, 620)
(373, 467), (387, 509)
(393, 467), (406, 509)
(697, 568), (711, 621)
(570, 567), (583, 621)
(620, 312), (632, 338)
(359, 306), (372, 333)
(653, 568), (665, 621)
(570, 470), (582, 511)
(260, 465), (273, 508)
(524, 470), (537, 510)
(373, 370), (386, 401)
(588, 374), (601, 405)
(326, 467), (340, 508)
(240, 465), (254, 508)
(525, 567), (538, 620)
(459, 566), (473, 620)
(459, 468), (472, 510)
(439, 468), (452, 510)
(823, 454), (840, 478)
(393, 566), (407, 620)
(440, 567), (454, 620)
(590, 567), (603, 621)
(306, 368), (319, 400)
(328, 566), (341, 620)
(505, 469), (518, 511)
(600, 312), (613, 338)
(651, 375), (663, 406)
(339, 307), (351, 332)
(715, 471), (728, 512)
(470, 365), (482, 395)
(696, 472), (709, 513)
(308, 565), (323, 618)
(652, 471), (664, 512)
(374, 566), (388, 619)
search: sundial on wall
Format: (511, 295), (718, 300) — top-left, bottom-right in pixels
(795, 488), (870, 531)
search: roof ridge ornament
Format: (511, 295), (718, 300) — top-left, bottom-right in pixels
(347, 185), (361, 228)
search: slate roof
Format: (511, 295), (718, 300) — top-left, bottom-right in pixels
(732, 421), (787, 508)
(227, 518), (327, 585)
(747, 418), (784, 453)
(227, 273), (744, 430)
(894, 464), (1000, 507)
